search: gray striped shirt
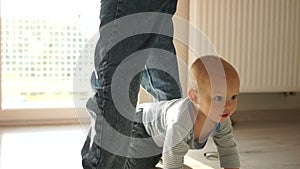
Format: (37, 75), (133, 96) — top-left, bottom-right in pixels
(138, 97), (240, 169)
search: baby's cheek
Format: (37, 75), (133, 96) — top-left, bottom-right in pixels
(231, 106), (237, 114)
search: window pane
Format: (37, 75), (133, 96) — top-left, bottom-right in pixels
(1, 0), (98, 109)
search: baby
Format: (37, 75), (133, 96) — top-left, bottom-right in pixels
(128, 55), (240, 169)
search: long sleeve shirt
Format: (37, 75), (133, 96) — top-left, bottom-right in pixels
(138, 97), (240, 169)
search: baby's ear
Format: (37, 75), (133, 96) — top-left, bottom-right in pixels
(188, 89), (198, 104)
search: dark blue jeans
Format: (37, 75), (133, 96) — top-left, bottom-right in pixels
(81, 0), (181, 168)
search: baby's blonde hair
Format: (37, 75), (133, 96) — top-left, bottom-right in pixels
(188, 55), (239, 92)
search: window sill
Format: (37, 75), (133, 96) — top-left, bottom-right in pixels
(0, 108), (90, 126)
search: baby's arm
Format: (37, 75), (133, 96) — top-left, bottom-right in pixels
(162, 124), (191, 169)
(213, 118), (240, 169)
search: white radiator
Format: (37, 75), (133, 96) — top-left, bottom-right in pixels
(189, 0), (300, 93)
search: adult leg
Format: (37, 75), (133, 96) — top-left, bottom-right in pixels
(81, 0), (179, 168)
(140, 39), (182, 101)
(139, 0), (181, 101)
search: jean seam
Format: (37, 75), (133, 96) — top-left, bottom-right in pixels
(99, 0), (120, 147)
(124, 126), (135, 169)
(94, 108), (103, 166)
(103, 0), (126, 168)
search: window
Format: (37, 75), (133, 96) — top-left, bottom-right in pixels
(0, 0), (99, 123)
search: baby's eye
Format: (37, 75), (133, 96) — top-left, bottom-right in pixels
(213, 96), (224, 101)
(231, 95), (238, 100)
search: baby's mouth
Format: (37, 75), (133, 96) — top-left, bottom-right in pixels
(220, 113), (229, 118)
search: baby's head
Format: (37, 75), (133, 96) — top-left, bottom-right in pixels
(188, 55), (240, 122)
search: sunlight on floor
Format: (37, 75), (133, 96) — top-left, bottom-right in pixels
(0, 126), (86, 169)
(0, 125), (214, 169)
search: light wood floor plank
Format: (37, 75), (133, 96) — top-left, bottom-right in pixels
(0, 109), (299, 169)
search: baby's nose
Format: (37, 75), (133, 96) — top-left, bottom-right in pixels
(224, 100), (231, 109)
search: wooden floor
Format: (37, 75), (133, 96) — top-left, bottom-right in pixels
(1, 109), (300, 169)
(187, 109), (300, 169)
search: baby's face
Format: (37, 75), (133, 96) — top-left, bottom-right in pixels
(197, 76), (240, 123)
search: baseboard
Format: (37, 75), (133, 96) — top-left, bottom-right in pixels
(237, 92), (300, 111)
